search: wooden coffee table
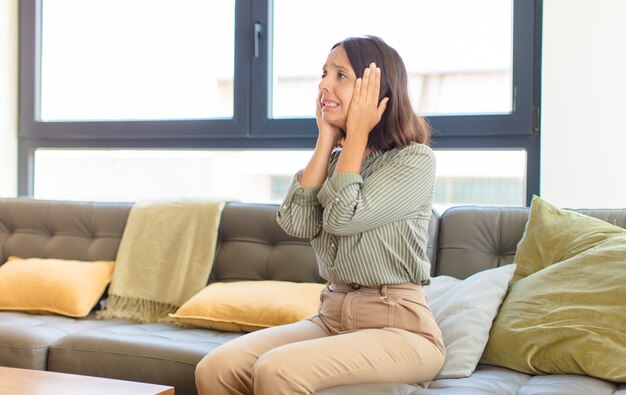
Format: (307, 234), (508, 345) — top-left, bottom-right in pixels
(0, 366), (175, 394)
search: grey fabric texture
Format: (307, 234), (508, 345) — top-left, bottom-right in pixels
(1, 197), (625, 395)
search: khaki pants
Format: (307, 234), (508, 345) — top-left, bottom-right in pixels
(195, 283), (445, 395)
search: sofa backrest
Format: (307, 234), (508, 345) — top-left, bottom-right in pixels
(0, 198), (131, 263)
(210, 202), (322, 283)
(0, 199), (439, 286)
(2, 198), (625, 286)
(435, 205), (626, 279)
(210, 202), (440, 283)
(435, 206), (529, 279)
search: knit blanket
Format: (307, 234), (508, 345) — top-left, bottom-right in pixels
(98, 199), (225, 323)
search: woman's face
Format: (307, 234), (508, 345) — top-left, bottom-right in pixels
(318, 45), (357, 130)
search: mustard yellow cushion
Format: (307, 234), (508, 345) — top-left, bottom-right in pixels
(0, 257), (115, 317)
(481, 196), (626, 382)
(170, 281), (325, 332)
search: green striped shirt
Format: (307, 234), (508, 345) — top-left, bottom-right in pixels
(277, 142), (436, 286)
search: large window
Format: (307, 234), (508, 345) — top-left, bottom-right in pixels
(19, 0), (541, 205)
(34, 149), (526, 212)
(40, 0), (235, 121)
(272, 0), (513, 118)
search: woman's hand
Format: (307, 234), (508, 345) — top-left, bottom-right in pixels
(332, 64), (388, 176)
(315, 95), (342, 148)
(299, 97), (342, 189)
(345, 63), (389, 142)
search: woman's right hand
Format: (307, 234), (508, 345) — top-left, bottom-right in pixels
(315, 95), (342, 148)
(299, 97), (341, 189)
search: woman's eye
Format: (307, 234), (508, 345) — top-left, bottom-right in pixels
(339, 73), (347, 79)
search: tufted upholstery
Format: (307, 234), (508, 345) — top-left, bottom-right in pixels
(210, 202), (323, 283)
(0, 199), (439, 286)
(210, 202), (440, 283)
(435, 205), (626, 280)
(0, 198), (131, 263)
(0, 199), (133, 371)
(435, 206), (529, 279)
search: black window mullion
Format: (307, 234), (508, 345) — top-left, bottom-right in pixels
(18, 0), (39, 141)
(233, 0), (252, 137)
(250, 0), (273, 138)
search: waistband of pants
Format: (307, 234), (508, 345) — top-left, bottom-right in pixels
(327, 282), (423, 297)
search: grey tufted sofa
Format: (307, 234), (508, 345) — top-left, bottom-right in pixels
(0, 197), (625, 395)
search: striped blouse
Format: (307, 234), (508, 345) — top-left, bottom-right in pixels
(276, 142), (436, 286)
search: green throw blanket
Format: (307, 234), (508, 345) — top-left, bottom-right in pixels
(98, 199), (225, 323)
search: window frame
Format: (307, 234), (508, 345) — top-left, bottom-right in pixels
(251, 0), (539, 139)
(19, 0), (252, 140)
(18, 0), (542, 204)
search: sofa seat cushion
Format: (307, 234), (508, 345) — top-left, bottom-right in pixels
(48, 323), (243, 395)
(0, 311), (133, 370)
(316, 364), (626, 395)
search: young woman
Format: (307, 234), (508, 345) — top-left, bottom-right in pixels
(195, 35), (444, 395)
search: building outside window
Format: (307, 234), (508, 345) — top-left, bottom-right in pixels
(34, 149), (526, 212)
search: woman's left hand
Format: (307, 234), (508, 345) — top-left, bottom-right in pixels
(345, 63), (389, 141)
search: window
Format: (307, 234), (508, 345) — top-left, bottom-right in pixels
(433, 150), (526, 211)
(34, 149), (526, 211)
(40, 0), (235, 121)
(272, 0), (513, 118)
(19, 0), (541, 205)
(33, 149), (312, 202)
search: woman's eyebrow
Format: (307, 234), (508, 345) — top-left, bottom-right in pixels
(331, 62), (349, 71)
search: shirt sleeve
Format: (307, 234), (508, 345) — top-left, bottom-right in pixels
(276, 170), (323, 239)
(317, 145), (435, 236)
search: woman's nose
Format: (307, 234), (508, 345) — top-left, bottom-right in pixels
(318, 77), (330, 92)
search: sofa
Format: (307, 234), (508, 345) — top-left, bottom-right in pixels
(0, 197), (624, 395)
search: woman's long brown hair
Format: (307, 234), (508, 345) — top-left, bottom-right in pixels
(333, 36), (431, 149)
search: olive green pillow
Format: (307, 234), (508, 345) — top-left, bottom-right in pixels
(481, 196), (626, 382)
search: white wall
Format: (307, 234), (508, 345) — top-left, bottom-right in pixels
(541, 0), (626, 208)
(0, 0), (17, 197)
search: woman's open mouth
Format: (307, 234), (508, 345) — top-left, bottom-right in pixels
(322, 100), (339, 110)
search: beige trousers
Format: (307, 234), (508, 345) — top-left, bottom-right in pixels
(195, 283), (445, 395)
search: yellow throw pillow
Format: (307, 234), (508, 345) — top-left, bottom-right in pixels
(481, 196), (626, 382)
(170, 281), (325, 332)
(0, 257), (115, 318)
